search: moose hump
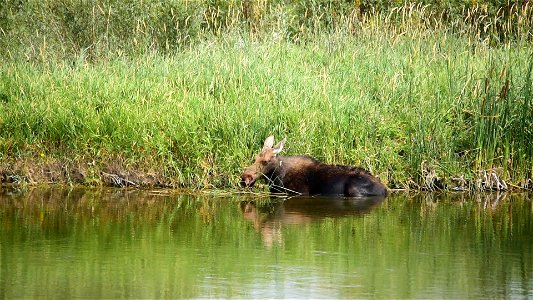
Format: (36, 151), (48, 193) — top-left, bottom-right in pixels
(240, 136), (387, 197)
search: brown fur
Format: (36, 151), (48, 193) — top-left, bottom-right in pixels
(240, 136), (387, 197)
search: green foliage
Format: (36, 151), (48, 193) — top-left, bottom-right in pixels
(0, 1), (532, 189)
(1, 1), (531, 61)
(471, 51), (533, 181)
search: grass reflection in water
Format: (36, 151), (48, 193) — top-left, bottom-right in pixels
(0, 187), (531, 298)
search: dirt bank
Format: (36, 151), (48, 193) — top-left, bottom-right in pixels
(0, 157), (170, 188)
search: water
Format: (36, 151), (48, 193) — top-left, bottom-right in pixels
(1, 187), (532, 298)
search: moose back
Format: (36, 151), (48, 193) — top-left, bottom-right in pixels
(240, 136), (387, 197)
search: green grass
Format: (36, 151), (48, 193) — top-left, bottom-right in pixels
(0, 3), (532, 190)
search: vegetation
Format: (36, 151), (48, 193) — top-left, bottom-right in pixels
(0, 1), (532, 190)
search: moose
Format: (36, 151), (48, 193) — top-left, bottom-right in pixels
(240, 136), (388, 197)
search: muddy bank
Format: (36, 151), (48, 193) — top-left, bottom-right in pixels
(0, 157), (171, 188)
(1, 157), (532, 192)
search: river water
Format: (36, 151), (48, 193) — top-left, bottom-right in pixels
(1, 186), (531, 298)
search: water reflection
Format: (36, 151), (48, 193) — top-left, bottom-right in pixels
(0, 186), (531, 299)
(241, 196), (386, 247)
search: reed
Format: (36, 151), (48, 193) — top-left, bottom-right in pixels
(0, 2), (532, 190)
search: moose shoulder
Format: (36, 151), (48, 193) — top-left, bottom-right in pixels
(240, 136), (387, 197)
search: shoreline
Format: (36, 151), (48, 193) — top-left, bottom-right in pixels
(1, 158), (531, 192)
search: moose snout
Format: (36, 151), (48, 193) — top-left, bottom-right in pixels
(240, 174), (256, 187)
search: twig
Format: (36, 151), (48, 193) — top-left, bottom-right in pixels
(261, 173), (302, 195)
(101, 172), (138, 187)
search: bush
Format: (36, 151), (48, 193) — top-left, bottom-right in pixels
(1, 0), (531, 61)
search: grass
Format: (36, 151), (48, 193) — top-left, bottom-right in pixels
(0, 3), (532, 190)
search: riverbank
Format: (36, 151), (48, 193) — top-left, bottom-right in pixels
(1, 3), (532, 191)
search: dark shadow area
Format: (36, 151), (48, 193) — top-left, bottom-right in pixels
(240, 195), (386, 247)
(241, 195), (386, 223)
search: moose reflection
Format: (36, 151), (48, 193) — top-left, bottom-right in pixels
(241, 196), (386, 247)
(240, 136), (387, 197)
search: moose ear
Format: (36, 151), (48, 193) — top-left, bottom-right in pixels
(262, 135), (275, 150)
(272, 138), (286, 155)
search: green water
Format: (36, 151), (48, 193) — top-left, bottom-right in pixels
(1, 187), (531, 298)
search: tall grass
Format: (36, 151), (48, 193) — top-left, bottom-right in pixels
(0, 2), (532, 189)
(472, 49), (533, 187)
(1, 1), (532, 61)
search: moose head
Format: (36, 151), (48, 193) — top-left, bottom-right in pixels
(240, 135), (286, 188)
